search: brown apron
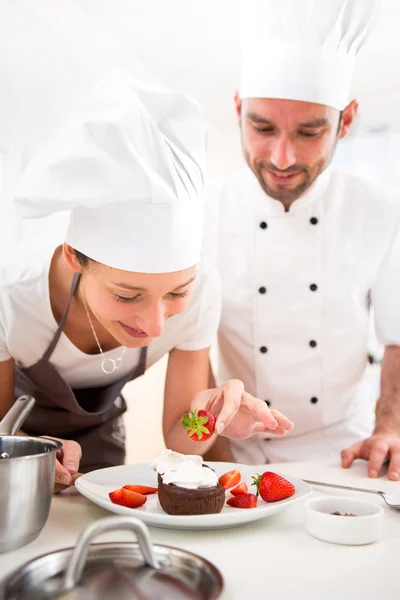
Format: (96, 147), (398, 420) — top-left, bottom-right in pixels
(14, 273), (148, 473)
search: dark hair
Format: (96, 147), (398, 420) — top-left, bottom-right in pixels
(74, 249), (96, 269)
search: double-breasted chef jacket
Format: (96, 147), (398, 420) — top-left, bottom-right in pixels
(204, 167), (400, 464)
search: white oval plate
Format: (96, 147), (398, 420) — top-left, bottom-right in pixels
(75, 461), (312, 530)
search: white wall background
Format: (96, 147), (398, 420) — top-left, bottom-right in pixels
(0, 0), (398, 462)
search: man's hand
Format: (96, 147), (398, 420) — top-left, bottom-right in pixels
(41, 437), (83, 493)
(341, 430), (400, 480)
(344, 346), (400, 481)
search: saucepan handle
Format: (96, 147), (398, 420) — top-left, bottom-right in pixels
(0, 395), (35, 436)
(61, 516), (160, 593)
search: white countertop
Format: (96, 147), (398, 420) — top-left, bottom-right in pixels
(1, 459), (400, 600)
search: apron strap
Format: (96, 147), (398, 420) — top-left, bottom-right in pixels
(137, 346), (148, 372)
(42, 272), (81, 362)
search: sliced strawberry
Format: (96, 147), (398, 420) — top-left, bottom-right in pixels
(252, 472), (295, 502)
(123, 485), (158, 495)
(109, 488), (124, 504)
(181, 408), (216, 441)
(218, 469), (241, 489)
(226, 493), (258, 509)
(230, 482), (248, 496)
(109, 487), (147, 508)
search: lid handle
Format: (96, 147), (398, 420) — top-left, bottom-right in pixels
(61, 516), (160, 593)
(0, 395), (35, 436)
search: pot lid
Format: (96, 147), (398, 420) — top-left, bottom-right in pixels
(0, 516), (223, 600)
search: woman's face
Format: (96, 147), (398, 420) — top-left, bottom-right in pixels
(65, 245), (196, 348)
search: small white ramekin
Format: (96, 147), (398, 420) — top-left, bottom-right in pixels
(305, 495), (384, 545)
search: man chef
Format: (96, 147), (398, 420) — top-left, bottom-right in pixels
(204, 0), (400, 480)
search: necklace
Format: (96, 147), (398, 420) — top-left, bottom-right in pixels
(81, 293), (127, 374)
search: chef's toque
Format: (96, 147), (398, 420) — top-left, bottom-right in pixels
(15, 72), (208, 273)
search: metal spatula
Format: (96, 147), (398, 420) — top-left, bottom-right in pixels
(303, 479), (400, 509)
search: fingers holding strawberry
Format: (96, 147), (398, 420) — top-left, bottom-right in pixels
(197, 382), (294, 440)
(181, 408), (216, 442)
(185, 380), (294, 442)
(209, 379), (245, 434)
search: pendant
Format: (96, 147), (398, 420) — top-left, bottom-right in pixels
(101, 348), (127, 374)
(101, 358), (118, 374)
(114, 357), (124, 370)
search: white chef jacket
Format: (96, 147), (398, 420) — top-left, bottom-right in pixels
(204, 167), (400, 464)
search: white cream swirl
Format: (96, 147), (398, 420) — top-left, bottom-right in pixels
(151, 449), (218, 489)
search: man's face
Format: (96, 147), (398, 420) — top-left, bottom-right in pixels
(237, 97), (355, 206)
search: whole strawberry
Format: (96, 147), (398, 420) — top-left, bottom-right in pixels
(252, 471), (295, 502)
(181, 408), (216, 441)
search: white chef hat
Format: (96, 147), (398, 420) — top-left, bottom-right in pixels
(239, 0), (381, 110)
(15, 72), (208, 273)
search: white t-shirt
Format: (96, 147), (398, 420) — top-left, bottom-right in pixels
(0, 244), (221, 388)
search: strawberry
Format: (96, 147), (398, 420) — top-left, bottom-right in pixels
(230, 482), (248, 496)
(123, 485), (158, 495)
(226, 493), (258, 509)
(181, 408), (216, 441)
(218, 469), (241, 489)
(252, 471), (295, 502)
(109, 487), (147, 508)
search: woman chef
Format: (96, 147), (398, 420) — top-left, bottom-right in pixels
(0, 73), (293, 490)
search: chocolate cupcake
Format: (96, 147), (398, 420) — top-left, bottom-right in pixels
(158, 467), (225, 516)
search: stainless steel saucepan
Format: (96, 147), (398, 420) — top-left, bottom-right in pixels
(0, 396), (62, 553)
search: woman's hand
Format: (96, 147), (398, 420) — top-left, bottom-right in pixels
(41, 436), (83, 494)
(190, 379), (294, 439)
